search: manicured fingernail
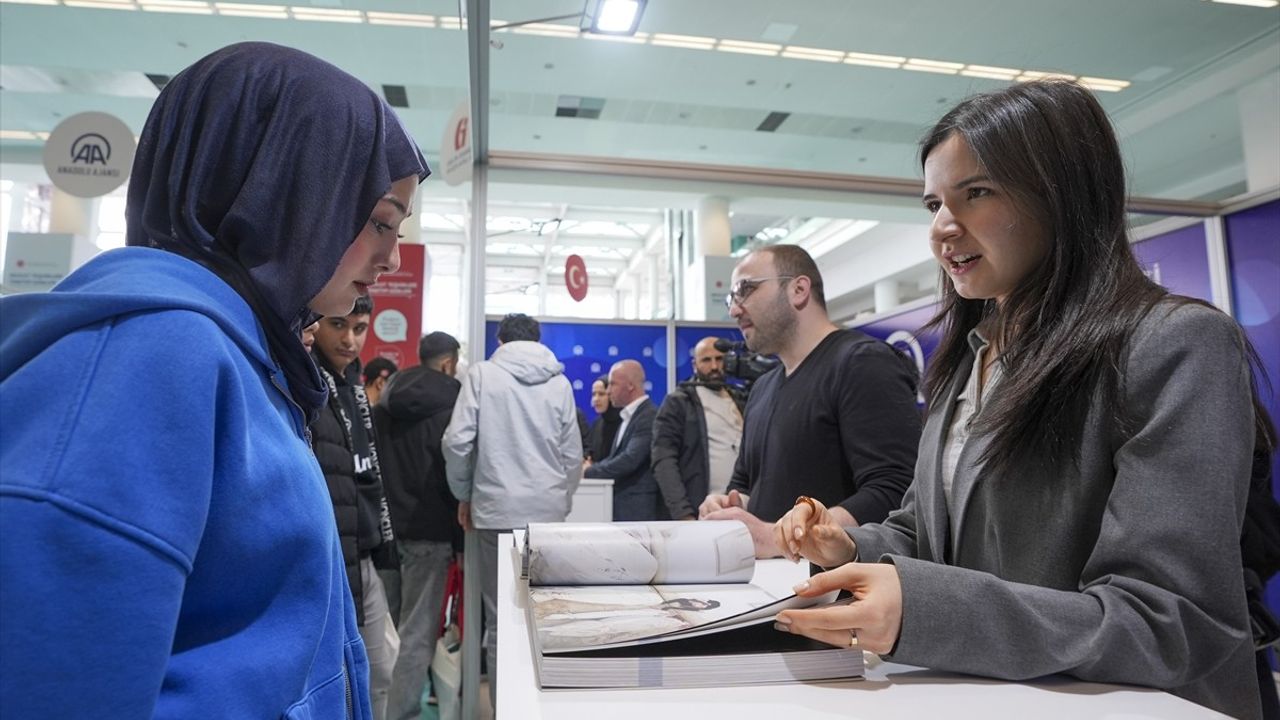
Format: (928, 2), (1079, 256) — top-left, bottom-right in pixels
(793, 581), (810, 593)
(774, 617), (791, 628)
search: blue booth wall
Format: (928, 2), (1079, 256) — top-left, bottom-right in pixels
(483, 318), (738, 423)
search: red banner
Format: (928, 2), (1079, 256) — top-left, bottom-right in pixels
(362, 243), (424, 371)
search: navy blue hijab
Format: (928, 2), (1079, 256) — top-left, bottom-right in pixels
(126, 42), (429, 424)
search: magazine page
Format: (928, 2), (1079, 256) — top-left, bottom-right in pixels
(524, 520), (754, 586)
(530, 581), (781, 653)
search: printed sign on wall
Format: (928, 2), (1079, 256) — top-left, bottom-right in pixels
(362, 243), (425, 371)
(42, 112), (136, 198)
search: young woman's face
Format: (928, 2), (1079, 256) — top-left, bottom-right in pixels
(923, 135), (1049, 305)
(309, 175), (418, 317)
(590, 381), (609, 414)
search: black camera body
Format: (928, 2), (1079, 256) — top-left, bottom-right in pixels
(714, 338), (780, 387)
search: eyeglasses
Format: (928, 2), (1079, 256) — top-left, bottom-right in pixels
(723, 276), (795, 310)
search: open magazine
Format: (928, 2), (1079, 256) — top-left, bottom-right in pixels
(521, 520), (865, 689)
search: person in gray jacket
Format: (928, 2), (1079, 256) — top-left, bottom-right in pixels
(442, 313), (582, 707)
(772, 80), (1266, 719)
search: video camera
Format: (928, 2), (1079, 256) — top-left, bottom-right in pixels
(714, 338), (780, 387)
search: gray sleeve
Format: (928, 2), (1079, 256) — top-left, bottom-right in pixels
(881, 305), (1255, 691)
(442, 366), (481, 502)
(849, 481), (922, 561)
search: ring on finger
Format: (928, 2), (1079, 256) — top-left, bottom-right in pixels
(848, 629), (859, 649)
(794, 495), (817, 514)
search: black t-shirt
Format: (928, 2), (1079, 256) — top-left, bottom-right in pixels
(728, 329), (921, 523)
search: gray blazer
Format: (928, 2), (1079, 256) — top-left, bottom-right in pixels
(851, 302), (1260, 720)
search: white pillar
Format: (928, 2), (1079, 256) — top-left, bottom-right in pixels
(1238, 72), (1280, 192)
(695, 196), (731, 257)
(49, 187), (98, 240)
(874, 279), (900, 314)
(646, 253), (659, 318)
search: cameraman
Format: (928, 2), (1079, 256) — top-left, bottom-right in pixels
(651, 337), (747, 520)
(700, 245), (920, 557)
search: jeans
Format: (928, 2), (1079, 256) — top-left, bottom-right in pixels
(386, 540), (453, 720)
(358, 556), (400, 720)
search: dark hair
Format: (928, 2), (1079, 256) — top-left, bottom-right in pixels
(363, 356), (397, 384)
(418, 331), (460, 364)
(497, 313), (540, 343)
(351, 295), (374, 316)
(593, 374), (609, 388)
(756, 245), (826, 309)
(918, 80), (1271, 475)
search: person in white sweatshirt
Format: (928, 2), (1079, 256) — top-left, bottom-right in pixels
(442, 313), (582, 707)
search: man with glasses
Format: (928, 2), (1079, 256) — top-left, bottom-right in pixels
(700, 245), (920, 557)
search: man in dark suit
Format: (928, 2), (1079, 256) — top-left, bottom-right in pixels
(584, 359), (664, 521)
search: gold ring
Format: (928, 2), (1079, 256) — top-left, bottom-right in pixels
(794, 495), (817, 514)
(849, 629), (859, 649)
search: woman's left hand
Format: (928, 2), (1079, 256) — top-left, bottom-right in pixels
(775, 562), (903, 655)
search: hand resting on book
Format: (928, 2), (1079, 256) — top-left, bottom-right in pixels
(775, 564), (903, 655)
(774, 495), (857, 567)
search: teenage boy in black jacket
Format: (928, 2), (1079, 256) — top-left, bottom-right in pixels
(374, 331), (463, 720)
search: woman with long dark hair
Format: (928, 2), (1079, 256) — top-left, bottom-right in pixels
(773, 80), (1267, 719)
(0, 43), (428, 719)
(586, 374), (623, 462)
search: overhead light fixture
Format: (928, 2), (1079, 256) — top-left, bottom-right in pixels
(960, 64), (1020, 81)
(903, 58), (964, 75)
(844, 51), (904, 69)
(289, 6), (362, 22)
(1017, 70), (1076, 82)
(1205, 0), (1278, 7)
(591, 0), (645, 35)
(717, 39), (781, 57)
(1077, 76), (1132, 92)
(781, 45), (845, 63)
(651, 33), (716, 50)
(367, 10), (435, 26)
(139, 0), (212, 14)
(216, 1), (286, 17)
(62, 0), (136, 8)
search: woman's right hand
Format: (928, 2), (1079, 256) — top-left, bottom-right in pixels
(774, 497), (857, 567)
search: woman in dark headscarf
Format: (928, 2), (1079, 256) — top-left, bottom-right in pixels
(586, 374), (623, 462)
(0, 42), (427, 720)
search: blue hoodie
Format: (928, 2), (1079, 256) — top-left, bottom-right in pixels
(0, 248), (371, 719)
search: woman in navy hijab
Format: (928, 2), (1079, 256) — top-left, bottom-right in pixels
(0, 42), (428, 719)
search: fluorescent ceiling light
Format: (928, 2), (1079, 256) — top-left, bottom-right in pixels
(510, 22), (579, 37)
(805, 219), (879, 257)
(1017, 70), (1076, 81)
(904, 58), (963, 74)
(716, 39), (781, 56)
(366, 11), (435, 26)
(960, 64), (1020, 80)
(584, 31), (648, 43)
(844, 51), (904, 69)
(290, 6), (362, 22)
(62, 0), (136, 8)
(592, 0), (645, 35)
(650, 33), (716, 50)
(1208, 0), (1278, 7)
(781, 46), (844, 62)
(0, 130), (38, 140)
(437, 16), (462, 29)
(215, 1), (286, 17)
(1077, 76), (1132, 92)
(140, 0), (212, 12)
(0, 0), (61, 5)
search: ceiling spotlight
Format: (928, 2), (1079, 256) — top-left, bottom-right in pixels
(591, 0), (646, 35)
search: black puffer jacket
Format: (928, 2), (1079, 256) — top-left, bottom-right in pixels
(651, 381), (747, 520)
(312, 357), (387, 624)
(374, 365), (462, 546)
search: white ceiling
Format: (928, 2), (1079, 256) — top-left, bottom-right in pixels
(1, 0), (1277, 317)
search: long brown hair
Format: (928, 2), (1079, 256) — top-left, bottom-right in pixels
(919, 80), (1270, 476)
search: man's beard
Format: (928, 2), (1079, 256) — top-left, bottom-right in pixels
(744, 292), (796, 356)
(696, 370), (725, 383)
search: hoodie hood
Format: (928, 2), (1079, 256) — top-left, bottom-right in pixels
(0, 248), (272, 382)
(489, 341), (564, 386)
(382, 365), (461, 421)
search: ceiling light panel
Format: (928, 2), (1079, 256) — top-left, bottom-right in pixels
(289, 6), (362, 22)
(716, 40), (781, 56)
(781, 46), (845, 62)
(650, 33), (716, 50)
(215, 1), (286, 17)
